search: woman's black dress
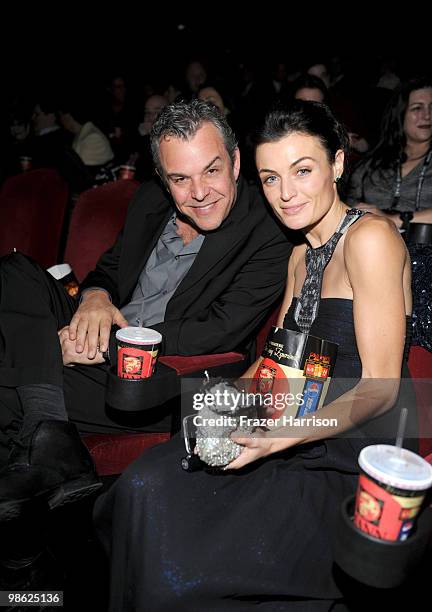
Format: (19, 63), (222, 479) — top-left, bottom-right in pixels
(94, 298), (416, 611)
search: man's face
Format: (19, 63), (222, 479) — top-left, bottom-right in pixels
(159, 123), (240, 232)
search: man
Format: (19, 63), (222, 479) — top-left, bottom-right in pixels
(30, 95), (92, 194)
(0, 100), (291, 519)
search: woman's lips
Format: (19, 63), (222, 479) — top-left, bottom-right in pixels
(280, 203), (307, 215)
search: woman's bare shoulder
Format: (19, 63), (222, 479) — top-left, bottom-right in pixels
(345, 213), (406, 254)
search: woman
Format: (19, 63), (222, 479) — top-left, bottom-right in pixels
(347, 76), (432, 227)
(94, 101), (416, 611)
(59, 102), (114, 169)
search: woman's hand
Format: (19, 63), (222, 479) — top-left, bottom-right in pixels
(58, 326), (106, 366)
(225, 430), (302, 470)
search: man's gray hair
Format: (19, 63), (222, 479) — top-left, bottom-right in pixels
(150, 99), (238, 179)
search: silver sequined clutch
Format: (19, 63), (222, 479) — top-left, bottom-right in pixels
(183, 373), (257, 468)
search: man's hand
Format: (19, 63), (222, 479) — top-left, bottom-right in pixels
(59, 326), (105, 366)
(68, 289), (128, 359)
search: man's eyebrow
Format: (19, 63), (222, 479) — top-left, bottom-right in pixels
(203, 156), (222, 171)
(167, 156), (222, 179)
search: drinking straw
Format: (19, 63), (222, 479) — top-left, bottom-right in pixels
(395, 407), (408, 451)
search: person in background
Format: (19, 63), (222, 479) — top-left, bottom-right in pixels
(292, 73), (328, 103)
(96, 75), (138, 164)
(198, 85), (230, 116)
(131, 93), (168, 182)
(307, 60), (331, 88)
(292, 73), (368, 159)
(1, 102), (33, 179)
(30, 94), (92, 194)
(347, 76), (432, 227)
(59, 101), (114, 172)
(184, 60), (207, 99)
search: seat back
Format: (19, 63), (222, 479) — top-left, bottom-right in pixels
(408, 346), (432, 458)
(0, 168), (68, 268)
(63, 179), (140, 282)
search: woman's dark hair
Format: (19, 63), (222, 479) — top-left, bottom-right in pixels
(255, 100), (350, 177)
(364, 76), (432, 171)
(290, 74), (328, 103)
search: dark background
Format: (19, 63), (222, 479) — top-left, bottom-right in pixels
(2, 11), (429, 95)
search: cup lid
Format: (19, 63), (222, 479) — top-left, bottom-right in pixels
(47, 263), (72, 280)
(116, 326), (162, 345)
(359, 444), (432, 491)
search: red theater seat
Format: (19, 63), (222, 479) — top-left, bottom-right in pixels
(408, 346), (432, 458)
(64, 179), (140, 282)
(0, 169), (68, 268)
(82, 432), (171, 476)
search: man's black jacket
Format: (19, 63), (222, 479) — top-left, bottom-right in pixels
(81, 177), (292, 356)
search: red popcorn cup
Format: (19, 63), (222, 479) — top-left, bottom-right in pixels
(354, 444), (432, 542)
(116, 327), (162, 380)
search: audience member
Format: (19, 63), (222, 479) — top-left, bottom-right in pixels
(183, 60), (207, 98)
(59, 101), (114, 173)
(347, 76), (432, 226)
(132, 94), (168, 182)
(30, 95), (92, 194)
(292, 74), (328, 103)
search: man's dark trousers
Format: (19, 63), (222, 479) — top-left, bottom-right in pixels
(0, 253), (174, 467)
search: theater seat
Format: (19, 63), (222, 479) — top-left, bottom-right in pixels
(82, 304), (281, 476)
(82, 432), (171, 476)
(0, 168), (68, 268)
(408, 346), (432, 458)
(63, 179), (140, 282)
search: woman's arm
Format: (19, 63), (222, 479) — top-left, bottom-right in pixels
(228, 217), (410, 469)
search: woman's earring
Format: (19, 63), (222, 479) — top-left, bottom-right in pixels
(334, 176), (341, 183)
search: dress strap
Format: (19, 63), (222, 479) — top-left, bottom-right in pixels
(294, 209), (366, 334)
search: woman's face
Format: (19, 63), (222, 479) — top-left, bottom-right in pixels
(255, 132), (343, 231)
(403, 87), (432, 145)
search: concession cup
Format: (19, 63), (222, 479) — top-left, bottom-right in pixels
(354, 444), (432, 542)
(334, 494), (432, 588)
(116, 327), (162, 380)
